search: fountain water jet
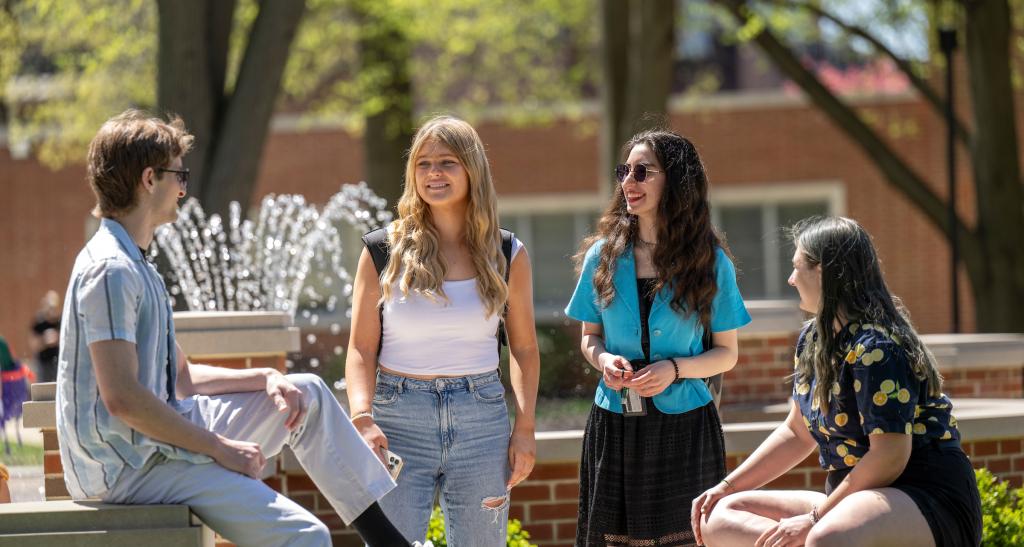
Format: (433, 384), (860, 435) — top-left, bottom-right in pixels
(152, 182), (392, 376)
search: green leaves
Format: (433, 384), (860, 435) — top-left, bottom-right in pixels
(977, 468), (1024, 546)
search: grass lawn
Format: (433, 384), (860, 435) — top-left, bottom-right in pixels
(0, 442), (43, 467)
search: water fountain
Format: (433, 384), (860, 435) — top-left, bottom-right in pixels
(152, 181), (391, 381)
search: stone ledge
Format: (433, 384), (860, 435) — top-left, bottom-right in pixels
(533, 398), (1024, 459)
(174, 311), (300, 357)
(922, 334), (1024, 370)
(0, 527), (205, 547)
(740, 300), (803, 336)
(0, 501), (192, 533)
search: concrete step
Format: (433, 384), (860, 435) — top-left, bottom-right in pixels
(30, 383), (56, 402)
(21, 401), (53, 429)
(0, 501), (192, 534)
(0, 527), (204, 547)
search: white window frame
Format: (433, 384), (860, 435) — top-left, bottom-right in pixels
(499, 193), (604, 320)
(710, 180), (846, 299)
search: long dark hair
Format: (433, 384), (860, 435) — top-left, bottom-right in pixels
(792, 216), (942, 412)
(574, 130), (725, 328)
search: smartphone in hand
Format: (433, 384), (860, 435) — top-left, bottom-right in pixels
(384, 449), (404, 480)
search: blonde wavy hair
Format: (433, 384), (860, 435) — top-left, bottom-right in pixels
(379, 115), (509, 317)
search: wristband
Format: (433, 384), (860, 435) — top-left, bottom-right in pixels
(720, 477), (733, 490)
(350, 411), (374, 421)
(809, 505), (820, 525)
(671, 358), (680, 380)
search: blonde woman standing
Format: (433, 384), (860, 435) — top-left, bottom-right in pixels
(346, 116), (540, 545)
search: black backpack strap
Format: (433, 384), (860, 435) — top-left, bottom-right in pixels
(361, 228), (391, 276)
(364, 227), (516, 355)
(497, 229), (515, 350)
(361, 228), (390, 354)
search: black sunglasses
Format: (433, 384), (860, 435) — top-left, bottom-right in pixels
(157, 167), (190, 191)
(614, 163), (662, 183)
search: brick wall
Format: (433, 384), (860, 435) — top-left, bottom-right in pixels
(722, 334), (800, 405)
(943, 369), (1024, 398)
(10, 89), (1024, 353)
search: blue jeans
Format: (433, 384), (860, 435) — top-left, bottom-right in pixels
(374, 369), (511, 546)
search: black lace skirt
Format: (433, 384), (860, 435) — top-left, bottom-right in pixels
(576, 402), (726, 547)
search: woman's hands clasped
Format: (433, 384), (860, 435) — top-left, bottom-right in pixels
(599, 353), (634, 389)
(600, 354), (677, 397)
(627, 360), (676, 397)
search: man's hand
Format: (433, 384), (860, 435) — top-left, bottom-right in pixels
(266, 372), (306, 431)
(599, 353), (634, 390)
(213, 435), (266, 479)
(507, 426), (536, 489)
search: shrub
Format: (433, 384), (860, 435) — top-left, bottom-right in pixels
(976, 468), (1024, 546)
(425, 506), (536, 547)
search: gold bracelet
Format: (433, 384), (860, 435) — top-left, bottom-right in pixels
(350, 411), (373, 421)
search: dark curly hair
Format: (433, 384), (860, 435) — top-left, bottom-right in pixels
(574, 130), (727, 329)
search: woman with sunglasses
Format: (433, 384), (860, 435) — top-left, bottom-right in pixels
(691, 216), (981, 547)
(566, 130), (750, 546)
(345, 115), (540, 545)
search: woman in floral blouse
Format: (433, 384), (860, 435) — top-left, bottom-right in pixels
(692, 216), (981, 547)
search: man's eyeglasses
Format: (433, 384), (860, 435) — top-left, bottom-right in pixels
(614, 163), (662, 183)
(157, 167), (190, 191)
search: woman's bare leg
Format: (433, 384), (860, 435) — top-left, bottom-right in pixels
(702, 490), (825, 547)
(806, 488), (934, 547)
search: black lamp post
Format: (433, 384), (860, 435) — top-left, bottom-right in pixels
(939, 25), (959, 333)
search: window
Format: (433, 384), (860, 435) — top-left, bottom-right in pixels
(503, 209), (599, 319)
(711, 183), (843, 299)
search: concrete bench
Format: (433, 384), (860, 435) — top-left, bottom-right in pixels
(19, 383), (214, 546)
(0, 501), (213, 546)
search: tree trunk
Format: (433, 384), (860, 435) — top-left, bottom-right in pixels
(600, 0), (676, 188)
(157, 0), (223, 191)
(201, 0), (306, 219)
(353, 0), (414, 213)
(599, 0), (630, 188)
(962, 0), (1024, 331)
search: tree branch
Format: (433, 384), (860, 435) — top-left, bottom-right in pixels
(714, 0), (979, 262)
(775, 0), (970, 147)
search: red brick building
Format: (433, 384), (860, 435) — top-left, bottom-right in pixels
(0, 88), (989, 360)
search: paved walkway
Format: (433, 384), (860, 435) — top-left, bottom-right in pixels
(3, 418), (45, 503)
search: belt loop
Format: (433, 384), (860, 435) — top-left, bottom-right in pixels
(396, 376), (404, 394)
(467, 374), (476, 392)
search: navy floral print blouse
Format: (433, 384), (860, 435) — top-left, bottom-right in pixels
(792, 321), (960, 471)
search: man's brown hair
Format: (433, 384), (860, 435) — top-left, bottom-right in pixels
(86, 109), (194, 218)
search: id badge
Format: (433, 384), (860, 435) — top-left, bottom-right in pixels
(621, 387), (647, 417)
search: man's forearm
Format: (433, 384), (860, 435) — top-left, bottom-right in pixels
(185, 363), (272, 397)
(112, 382), (223, 458)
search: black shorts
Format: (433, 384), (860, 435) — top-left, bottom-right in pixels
(826, 442), (982, 547)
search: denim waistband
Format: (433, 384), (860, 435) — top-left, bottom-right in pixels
(376, 368), (501, 393)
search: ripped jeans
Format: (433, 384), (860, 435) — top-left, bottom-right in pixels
(374, 369), (511, 546)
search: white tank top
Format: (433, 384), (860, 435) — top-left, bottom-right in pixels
(378, 239), (523, 376)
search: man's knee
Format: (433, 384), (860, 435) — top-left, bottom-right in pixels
(287, 373), (329, 399)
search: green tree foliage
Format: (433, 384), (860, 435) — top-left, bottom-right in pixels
(2, 0), (597, 202)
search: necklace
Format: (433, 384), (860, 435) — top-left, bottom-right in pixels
(636, 238), (656, 247)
